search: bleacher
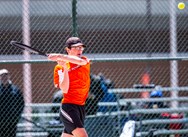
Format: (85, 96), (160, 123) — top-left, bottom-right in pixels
(17, 86), (188, 137)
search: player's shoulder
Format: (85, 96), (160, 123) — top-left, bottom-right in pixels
(81, 56), (90, 63)
(81, 55), (88, 59)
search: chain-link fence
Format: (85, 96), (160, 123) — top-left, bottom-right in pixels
(0, 0), (188, 137)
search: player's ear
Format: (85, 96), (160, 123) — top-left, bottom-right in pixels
(65, 47), (70, 54)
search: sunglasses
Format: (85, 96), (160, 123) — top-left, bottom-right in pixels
(71, 46), (85, 51)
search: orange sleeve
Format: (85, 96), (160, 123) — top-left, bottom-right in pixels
(53, 65), (63, 88)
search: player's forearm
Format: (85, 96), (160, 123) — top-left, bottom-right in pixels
(48, 54), (87, 65)
(59, 69), (69, 93)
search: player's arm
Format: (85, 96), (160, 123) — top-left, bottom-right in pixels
(59, 68), (69, 94)
(57, 60), (69, 93)
(48, 54), (88, 65)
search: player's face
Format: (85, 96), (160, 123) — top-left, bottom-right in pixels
(68, 46), (85, 57)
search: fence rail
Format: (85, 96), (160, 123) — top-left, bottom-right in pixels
(1, 56), (188, 64)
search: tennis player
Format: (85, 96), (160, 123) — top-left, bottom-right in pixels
(48, 37), (90, 137)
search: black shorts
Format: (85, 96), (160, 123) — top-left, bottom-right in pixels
(60, 103), (85, 135)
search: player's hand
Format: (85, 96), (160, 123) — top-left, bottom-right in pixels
(57, 59), (68, 70)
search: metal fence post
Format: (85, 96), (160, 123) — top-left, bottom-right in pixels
(72, 0), (78, 37)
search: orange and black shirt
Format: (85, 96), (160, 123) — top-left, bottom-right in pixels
(53, 56), (90, 105)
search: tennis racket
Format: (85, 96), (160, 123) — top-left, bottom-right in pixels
(10, 41), (48, 57)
